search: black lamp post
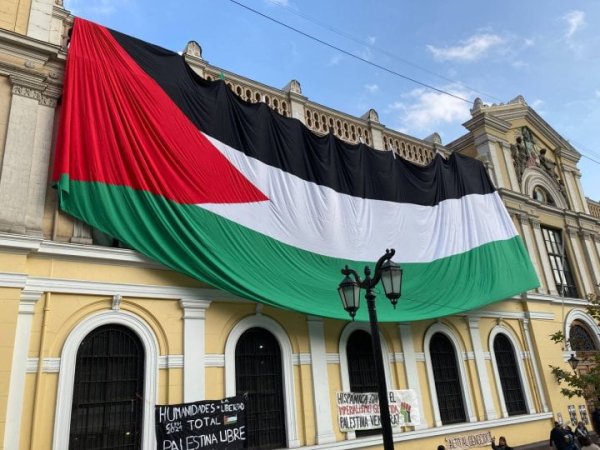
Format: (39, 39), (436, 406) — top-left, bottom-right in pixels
(568, 353), (580, 371)
(338, 249), (403, 450)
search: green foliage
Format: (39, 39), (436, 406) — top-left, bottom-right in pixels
(549, 293), (600, 402)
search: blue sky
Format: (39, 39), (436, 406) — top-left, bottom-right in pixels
(65, 0), (600, 201)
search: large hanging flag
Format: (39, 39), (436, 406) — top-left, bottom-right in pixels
(53, 18), (539, 321)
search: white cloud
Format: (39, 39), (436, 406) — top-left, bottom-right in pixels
(328, 54), (343, 66)
(564, 10), (585, 38)
(531, 99), (544, 109)
(427, 33), (505, 62)
(364, 84), (379, 93)
(390, 85), (472, 133)
(358, 45), (373, 61)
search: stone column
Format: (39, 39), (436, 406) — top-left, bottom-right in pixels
(466, 317), (496, 420)
(522, 317), (548, 412)
(567, 228), (594, 296)
(180, 299), (212, 401)
(4, 290), (43, 450)
(306, 317), (336, 444)
(563, 168), (584, 213)
(361, 109), (384, 150)
(581, 232), (600, 296)
(530, 219), (556, 295)
(500, 141), (520, 191)
(574, 172), (590, 214)
(0, 75), (58, 235)
(397, 323), (426, 429)
(283, 80), (307, 124)
(474, 136), (504, 188)
(27, 0), (54, 42)
(517, 214), (546, 294)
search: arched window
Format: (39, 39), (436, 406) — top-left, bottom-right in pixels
(69, 325), (144, 449)
(235, 328), (286, 450)
(493, 334), (527, 416)
(533, 186), (554, 205)
(347, 330), (379, 437)
(430, 333), (466, 425)
(570, 323), (598, 351)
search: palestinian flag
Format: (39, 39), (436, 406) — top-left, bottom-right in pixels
(52, 18), (539, 321)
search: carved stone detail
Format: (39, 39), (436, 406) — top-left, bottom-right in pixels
(362, 108), (379, 123)
(112, 294), (122, 311)
(530, 219), (541, 230)
(283, 79), (302, 94)
(184, 41), (203, 59)
(510, 136), (528, 184)
(40, 95), (57, 108)
(12, 85), (42, 101)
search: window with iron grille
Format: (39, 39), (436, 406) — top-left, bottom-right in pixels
(430, 333), (466, 425)
(347, 330), (380, 437)
(570, 323), (598, 351)
(541, 226), (578, 298)
(235, 328), (286, 450)
(69, 325), (144, 450)
(493, 334), (527, 416)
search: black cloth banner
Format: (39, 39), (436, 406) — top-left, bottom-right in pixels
(155, 395), (247, 450)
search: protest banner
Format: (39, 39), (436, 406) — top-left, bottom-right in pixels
(155, 395), (247, 450)
(336, 389), (420, 432)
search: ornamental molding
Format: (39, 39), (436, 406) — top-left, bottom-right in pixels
(11, 84), (42, 100)
(39, 94), (57, 107)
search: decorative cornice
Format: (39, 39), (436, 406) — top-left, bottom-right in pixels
(326, 353), (340, 364)
(158, 355), (184, 369)
(19, 290), (43, 314)
(180, 298), (212, 318)
(11, 83), (42, 100)
(292, 353), (312, 365)
(463, 112), (512, 135)
(205, 354), (225, 367)
(0, 272), (248, 303)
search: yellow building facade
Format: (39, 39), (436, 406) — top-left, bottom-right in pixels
(1, 2), (600, 450)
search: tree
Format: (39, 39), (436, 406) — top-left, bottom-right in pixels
(549, 293), (600, 401)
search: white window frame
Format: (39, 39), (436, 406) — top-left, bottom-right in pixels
(52, 310), (159, 450)
(224, 314), (300, 448)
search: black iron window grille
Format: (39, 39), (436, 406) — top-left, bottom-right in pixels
(570, 323), (598, 351)
(346, 330), (380, 437)
(69, 325), (144, 450)
(541, 226), (578, 298)
(235, 328), (286, 450)
(430, 333), (467, 425)
(493, 334), (527, 416)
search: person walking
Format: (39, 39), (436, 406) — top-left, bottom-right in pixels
(551, 421), (577, 450)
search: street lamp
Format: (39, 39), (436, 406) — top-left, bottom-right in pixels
(568, 353), (580, 371)
(338, 248), (403, 450)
